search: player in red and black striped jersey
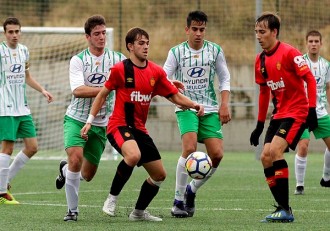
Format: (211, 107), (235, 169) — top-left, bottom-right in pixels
(250, 12), (317, 223)
(81, 27), (204, 222)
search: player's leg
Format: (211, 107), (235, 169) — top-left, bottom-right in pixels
(294, 131), (309, 195)
(172, 111), (198, 218)
(314, 116), (330, 187)
(264, 118), (304, 223)
(103, 127), (138, 216)
(129, 135), (164, 222)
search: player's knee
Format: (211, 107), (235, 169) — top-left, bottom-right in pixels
(149, 176), (165, 187)
(260, 152), (272, 166)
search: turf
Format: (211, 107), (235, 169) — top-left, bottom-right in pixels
(2, 151), (330, 231)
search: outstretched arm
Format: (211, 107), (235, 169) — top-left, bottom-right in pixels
(168, 93), (204, 116)
(80, 86), (111, 139)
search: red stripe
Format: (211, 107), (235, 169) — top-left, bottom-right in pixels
(275, 168), (289, 179)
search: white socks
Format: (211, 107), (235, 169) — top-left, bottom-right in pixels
(8, 151), (30, 182)
(174, 156), (188, 201)
(295, 154), (307, 186)
(0, 153), (11, 194)
(323, 148), (330, 181)
(190, 167), (217, 193)
(65, 170), (80, 213)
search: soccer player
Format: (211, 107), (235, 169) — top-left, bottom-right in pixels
(250, 12), (317, 222)
(0, 17), (54, 205)
(80, 27), (204, 222)
(163, 10), (231, 218)
(294, 30), (330, 195)
(54, 15), (125, 221)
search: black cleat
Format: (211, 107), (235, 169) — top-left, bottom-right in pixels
(56, 160), (67, 189)
(63, 210), (78, 221)
(294, 186), (304, 195)
(184, 185), (196, 217)
(320, 178), (330, 187)
(171, 200), (188, 218)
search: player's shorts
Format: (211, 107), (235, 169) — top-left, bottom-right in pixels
(107, 126), (161, 167)
(264, 118), (306, 150)
(176, 110), (223, 143)
(63, 115), (106, 166)
(299, 115), (330, 140)
(0, 115), (36, 141)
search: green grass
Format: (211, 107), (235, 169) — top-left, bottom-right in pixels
(2, 152), (330, 231)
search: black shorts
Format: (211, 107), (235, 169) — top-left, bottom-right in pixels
(107, 126), (161, 167)
(264, 118), (305, 151)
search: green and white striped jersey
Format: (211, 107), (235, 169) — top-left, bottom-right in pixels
(163, 40), (230, 113)
(303, 54), (330, 118)
(66, 48), (125, 126)
(0, 41), (30, 116)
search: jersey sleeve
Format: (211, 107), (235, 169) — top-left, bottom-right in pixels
(69, 55), (85, 92)
(104, 65), (122, 90)
(215, 50), (231, 92)
(163, 49), (178, 79)
(254, 54), (266, 85)
(288, 48), (311, 77)
(153, 68), (179, 98)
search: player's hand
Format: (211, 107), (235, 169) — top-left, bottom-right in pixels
(42, 90), (54, 103)
(219, 104), (231, 125)
(194, 103), (204, 116)
(80, 123), (91, 141)
(171, 80), (185, 93)
(307, 107), (318, 132)
(250, 121), (264, 146)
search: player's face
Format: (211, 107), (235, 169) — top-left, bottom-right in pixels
(87, 24), (106, 52)
(131, 35), (149, 62)
(186, 20), (206, 50)
(4, 24), (21, 49)
(255, 21), (277, 52)
(306, 35), (321, 56)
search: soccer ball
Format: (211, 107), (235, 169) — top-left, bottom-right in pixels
(185, 151), (212, 179)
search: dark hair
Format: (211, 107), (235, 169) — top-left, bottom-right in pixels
(306, 30), (322, 42)
(187, 10), (208, 27)
(125, 27), (149, 51)
(3, 17), (21, 32)
(256, 11), (281, 38)
(84, 15), (106, 35)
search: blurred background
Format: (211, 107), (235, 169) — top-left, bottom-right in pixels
(0, 0), (329, 153)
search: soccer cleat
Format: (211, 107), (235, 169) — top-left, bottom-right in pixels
(129, 210), (162, 222)
(263, 205), (294, 223)
(184, 184), (196, 217)
(102, 196), (117, 216)
(0, 193), (19, 205)
(56, 160), (67, 190)
(320, 178), (330, 187)
(294, 186), (304, 195)
(63, 210), (78, 221)
(6, 184), (19, 203)
(171, 199), (188, 218)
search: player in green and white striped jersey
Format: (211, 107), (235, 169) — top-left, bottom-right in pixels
(0, 17), (54, 205)
(54, 15), (126, 221)
(294, 30), (330, 195)
(163, 10), (231, 218)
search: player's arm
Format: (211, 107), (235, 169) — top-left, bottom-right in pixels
(168, 93), (204, 116)
(303, 71), (318, 131)
(80, 86), (111, 139)
(326, 82), (330, 105)
(25, 68), (54, 103)
(219, 90), (231, 125)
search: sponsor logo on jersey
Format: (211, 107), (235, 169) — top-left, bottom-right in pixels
(187, 67), (206, 78)
(130, 91), (152, 102)
(294, 55), (307, 68)
(267, 78), (285, 90)
(10, 64), (23, 73)
(87, 73), (106, 84)
(127, 77), (133, 83)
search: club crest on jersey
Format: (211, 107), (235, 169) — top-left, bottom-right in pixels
(193, 54), (199, 58)
(87, 73), (106, 84)
(276, 61), (281, 70)
(150, 77), (155, 87)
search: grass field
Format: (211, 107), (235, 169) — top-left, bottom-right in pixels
(2, 151), (330, 231)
